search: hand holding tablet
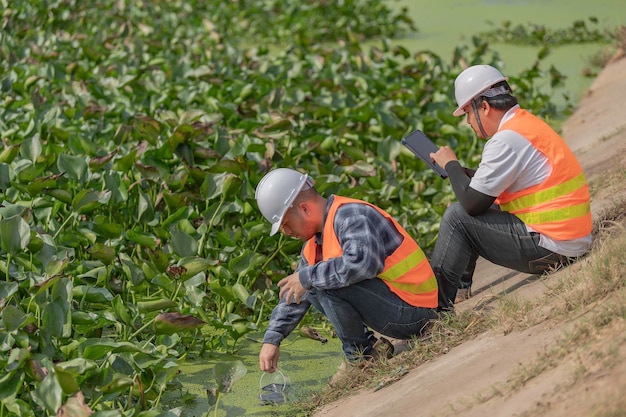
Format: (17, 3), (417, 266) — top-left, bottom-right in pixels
(401, 129), (448, 179)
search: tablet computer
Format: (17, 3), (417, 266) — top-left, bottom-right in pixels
(401, 129), (448, 179)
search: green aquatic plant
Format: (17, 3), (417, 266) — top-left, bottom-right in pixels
(0, 0), (593, 414)
(205, 361), (247, 417)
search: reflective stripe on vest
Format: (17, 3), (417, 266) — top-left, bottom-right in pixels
(377, 248), (439, 294)
(496, 109), (592, 240)
(302, 196), (438, 308)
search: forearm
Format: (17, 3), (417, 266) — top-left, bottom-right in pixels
(262, 299), (310, 345)
(445, 161), (495, 215)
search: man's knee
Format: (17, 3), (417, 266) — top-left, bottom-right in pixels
(440, 203), (469, 230)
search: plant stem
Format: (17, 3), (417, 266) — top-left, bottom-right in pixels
(260, 236), (286, 271)
(213, 392), (221, 417)
(53, 212), (77, 240)
(198, 196), (225, 258)
(130, 316), (156, 339)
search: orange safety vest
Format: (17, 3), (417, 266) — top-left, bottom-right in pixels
(495, 109), (592, 240)
(302, 196), (438, 308)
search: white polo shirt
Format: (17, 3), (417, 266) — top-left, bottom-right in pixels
(469, 106), (592, 257)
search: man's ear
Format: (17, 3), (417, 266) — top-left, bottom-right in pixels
(298, 202), (309, 216)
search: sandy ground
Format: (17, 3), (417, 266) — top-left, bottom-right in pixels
(313, 57), (626, 417)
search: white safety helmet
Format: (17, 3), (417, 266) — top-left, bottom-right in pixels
(452, 65), (509, 116)
(255, 168), (315, 236)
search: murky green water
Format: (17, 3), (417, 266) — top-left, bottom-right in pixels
(167, 330), (342, 416)
(390, 0), (625, 105)
(173, 2), (624, 416)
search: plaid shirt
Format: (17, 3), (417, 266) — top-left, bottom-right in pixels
(262, 195), (405, 345)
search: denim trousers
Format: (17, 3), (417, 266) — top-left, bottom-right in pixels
(431, 203), (564, 310)
(306, 277), (438, 360)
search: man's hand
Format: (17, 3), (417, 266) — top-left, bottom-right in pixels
(430, 146), (458, 171)
(278, 272), (306, 304)
(259, 343), (280, 373)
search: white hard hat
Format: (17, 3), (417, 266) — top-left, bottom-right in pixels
(453, 65), (508, 116)
(255, 168), (314, 236)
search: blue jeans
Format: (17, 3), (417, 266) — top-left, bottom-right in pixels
(306, 278), (438, 360)
(431, 203), (568, 310)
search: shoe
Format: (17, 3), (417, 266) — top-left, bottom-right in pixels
(328, 337), (393, 387)
(455, 287), (472, 303)
(372, 337), (394, 360)
(328, 360), (352, 387)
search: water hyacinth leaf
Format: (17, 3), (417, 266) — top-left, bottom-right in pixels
(0, 215), (31, 254)
(112, 146), (137, 170)
(207, 159), (244, 175)
(72, 286), (114, 304)
(178, 109), (206, 125)
(126, 229), (157, 249)
(228, 251), (265, 278)
(0, 144), (20, 164)
(56, 391), (92, 417)
(137, 298), (177, 313)
(27, 233), (44, 253)
(44, 258), (69, 277)
(153, 312), (205, 335)
(80, 340), (147, 360)
(2, 305), (30, 331)
(209, 281), (236, 303)
(120, 256), (147, 286)
(112, 295), (133, 326)
(71, 310), (110, 328)
(221, 173), (242, 199)
(0, 164), (10, 190)
(31, 371), (63, 414)
(88, 243), (116, 265)
(169, 228), (197, 257)
(55, 358), (98, 376)
(20, 134), (42, 163)
(26, 173), (63, 196)
(93, 217), (123, 239)
(89, 150), (117, 170)
(102, 374), (134, 394)
(72, 190), (111, 213)
(132, 115), (162, 144)
(161, 206), (193, 229)
(58, 154), (88, 182)
(54, 368), (80, 395)
(42, 298), (70, 339)
(104, 171), (129, 203)
(146, 248), (169, 272)
(231, 283), (250, 305)
(341, 143), (367, 161)
(214, 361), (247, 393)
(78, 263), (109, 284)
(177, 256), (217, 280)
(0, 281), (19, 299)
(6, 347), (30, 373)
(342, 160), (377, 177)
(137, 191), (155, 223)
(0, 371), (24, 402)
(43, 188), (72, 204)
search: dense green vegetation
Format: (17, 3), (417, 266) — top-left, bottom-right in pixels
(0, 0), (614, 415)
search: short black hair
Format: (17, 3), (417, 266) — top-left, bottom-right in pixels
(473, 81), (518, 111)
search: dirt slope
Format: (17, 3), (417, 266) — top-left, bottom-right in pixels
(313, 57), (626, 417)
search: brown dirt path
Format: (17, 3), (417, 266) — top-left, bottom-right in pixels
(313, 57), (626, 417)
